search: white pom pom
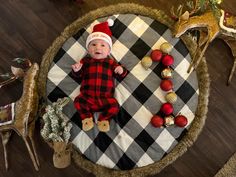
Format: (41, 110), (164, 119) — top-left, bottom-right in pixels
(107, 19), (114, 26)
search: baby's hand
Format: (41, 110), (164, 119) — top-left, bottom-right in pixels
(114, 66), (124, 75)
(72, 62), (83, 72)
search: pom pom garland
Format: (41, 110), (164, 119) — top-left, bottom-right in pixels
(164, 115), (175, 126)
(151, 115), (164, 127)
(161, 68), (173, 79)
(160, 79), (173, 91)
(151, 49), (162, 62)
(148, 42), (188, 128)
(174, 115), (188, 127)
(141, 56), (153, 70)
(160, 42), (173, 54)
(160, 103), (174, 115)
(165, 92), (177, 103)
(162, 55), (174, 66)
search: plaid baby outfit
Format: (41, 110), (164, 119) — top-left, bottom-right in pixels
(73, 57), (127, 121)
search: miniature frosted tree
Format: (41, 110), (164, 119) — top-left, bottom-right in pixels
(41, 97), (72, 143)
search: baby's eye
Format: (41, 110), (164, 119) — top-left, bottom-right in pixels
(92, 43), (96, 46)
(101, 44), (105, 47)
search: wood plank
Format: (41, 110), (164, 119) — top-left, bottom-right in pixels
(0, 0), (236, 176)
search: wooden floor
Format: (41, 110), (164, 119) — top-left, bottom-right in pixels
(1, 0), (236, 176)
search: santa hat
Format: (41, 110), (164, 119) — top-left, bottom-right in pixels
(86, 19), (114, 49)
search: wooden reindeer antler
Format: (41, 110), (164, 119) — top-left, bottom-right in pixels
(170, 4), (184, 20)
(171, 0), (201, 20)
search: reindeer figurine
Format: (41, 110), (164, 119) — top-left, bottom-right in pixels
(171, 0), (236, 85)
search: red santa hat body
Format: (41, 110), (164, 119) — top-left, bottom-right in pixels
(86, 19), (114, 49)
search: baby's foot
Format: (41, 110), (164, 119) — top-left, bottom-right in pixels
(82, 117), (94, 131)
(97, 120), (110, 132)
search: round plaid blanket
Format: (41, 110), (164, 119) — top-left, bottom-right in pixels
(39, 3), (209, 177)
(47, 13), (198, 169)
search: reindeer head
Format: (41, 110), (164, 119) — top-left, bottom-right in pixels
(172, 11), (192, 38)
(171, 1), (201, 38)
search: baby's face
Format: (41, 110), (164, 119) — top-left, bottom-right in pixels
(88, 39), (110, 59)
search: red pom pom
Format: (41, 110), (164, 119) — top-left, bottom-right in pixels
(174, 115), (188, 127)
(160, 103), (173, 115)
(160, 79), (173, 91)
(151, 49), (162, 62)
(151, 115), (164, 127)
(162, 55), (174, 66)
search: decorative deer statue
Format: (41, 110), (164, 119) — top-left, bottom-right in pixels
(171, 0), (236, 85)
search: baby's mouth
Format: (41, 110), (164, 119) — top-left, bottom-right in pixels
(95, 52), (101, 55)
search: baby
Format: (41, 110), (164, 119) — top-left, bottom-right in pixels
(72, 20), (127, 132)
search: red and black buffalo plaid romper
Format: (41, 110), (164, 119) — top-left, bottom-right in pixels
(73, 57), (127, 121)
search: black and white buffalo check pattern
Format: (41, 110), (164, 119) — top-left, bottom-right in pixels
(46, 14), (199, 170)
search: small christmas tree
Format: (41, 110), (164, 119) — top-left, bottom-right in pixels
(41, 97), (72, 143)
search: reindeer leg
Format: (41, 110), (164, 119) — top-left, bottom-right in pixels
(187, 29), (209, 73)
(0, 131), (12, 170)
(228, 59), (236, 85)
(28, 122), (40, 167)
(220, 38), (236, 85)
(187, 47), (201, 73)
(187, 43), (207, 73)
(23, 136), (39, 171)
(192, 40), (210, 71)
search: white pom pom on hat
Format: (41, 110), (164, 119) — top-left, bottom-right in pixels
(107, 19), (114, 27)
(86, 19), (114, 49)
